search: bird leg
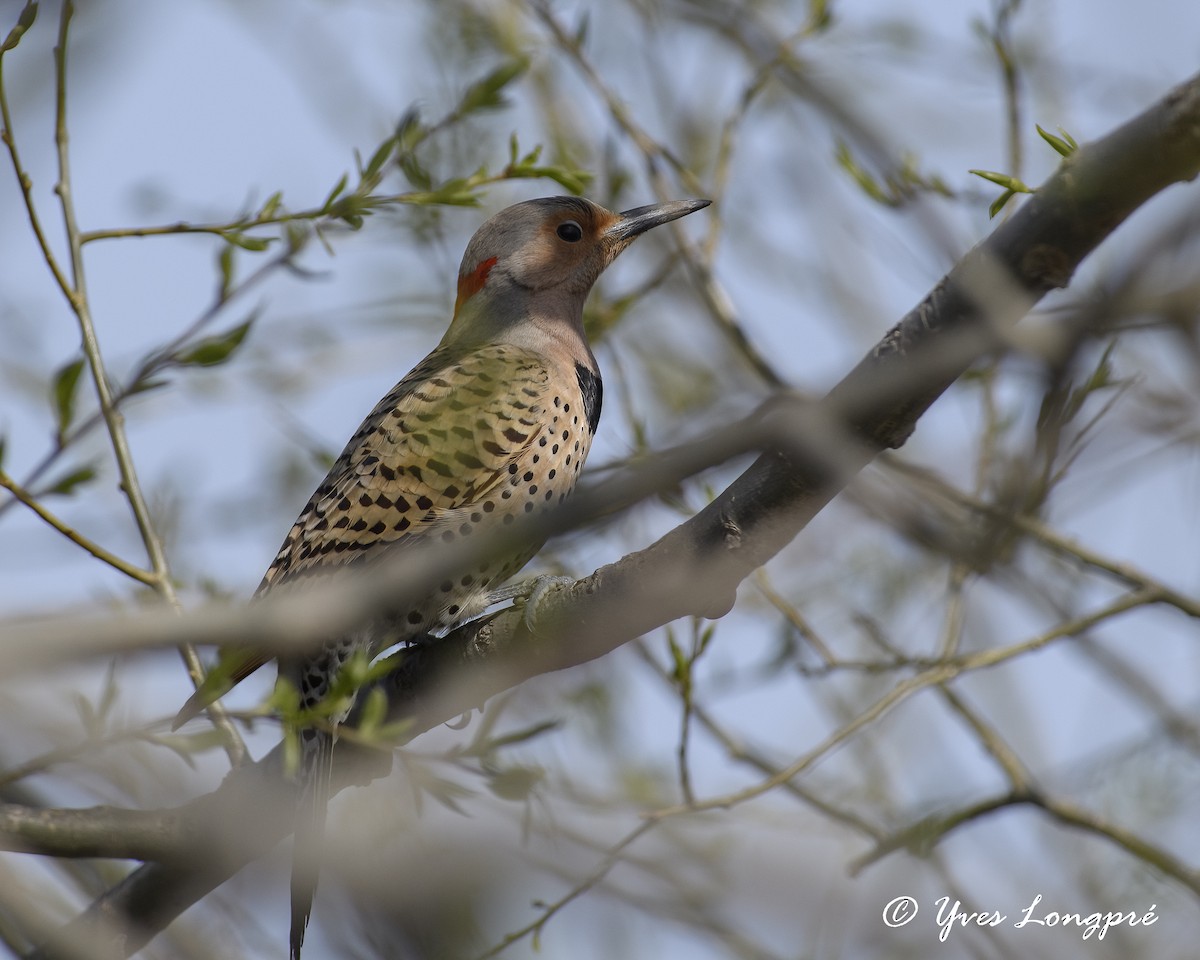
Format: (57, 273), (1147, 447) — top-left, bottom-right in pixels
(487, 575), (575, 635)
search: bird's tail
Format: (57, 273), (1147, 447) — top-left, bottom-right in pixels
(290, 728), (334, 960)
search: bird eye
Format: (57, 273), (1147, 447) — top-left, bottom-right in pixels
(556, 220), (583, 243)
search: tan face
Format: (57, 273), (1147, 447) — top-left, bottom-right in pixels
(500, 199), (621, 294)
(453, 196), (709, 322)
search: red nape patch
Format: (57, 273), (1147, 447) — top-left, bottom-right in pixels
(454, 256), (498, 314)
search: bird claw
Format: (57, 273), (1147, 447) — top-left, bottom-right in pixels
(489, 575), (574, 635)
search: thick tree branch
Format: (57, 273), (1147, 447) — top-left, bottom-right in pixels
(0, 805), (196, 863)
(24, 71), (1200, 960)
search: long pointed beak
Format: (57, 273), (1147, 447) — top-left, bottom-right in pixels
(604, 198), (711, 247)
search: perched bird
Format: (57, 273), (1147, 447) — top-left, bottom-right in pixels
(173, 194), (709, 958)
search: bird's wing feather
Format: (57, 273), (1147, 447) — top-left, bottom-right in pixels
(258, 342), (552, 592)
(173, 343), (554, 727)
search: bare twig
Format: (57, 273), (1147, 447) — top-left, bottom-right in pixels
(471, 819), (657, 960)
(529, 0), (787, 388)
(0, 471), (157, 586)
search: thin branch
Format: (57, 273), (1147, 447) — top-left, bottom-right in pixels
(0, 246), (293, 521)
(0, 4), (75, 304)
(848, 787), (1200, 899)
(751, 570), (838, 668)
(528, 0), (787, 388)
(1035, 793), (1200, 897)
(471, 819), (657, 960)
(849, 791), (1036, 874)
(883, 455), (1200, 619)
(632, 639), (883, 841)
(76, 171), (579, 245)
(644, 587), (1161, 823)
(47, 3), (245, 768)
(51, 2), (172, 602)
(675, 624), (700, 805)
(989, 0), (1026, 182)
(937, 685), (1034, 793)
(518, 817), (789, 960)
(0, 471), (157, 586)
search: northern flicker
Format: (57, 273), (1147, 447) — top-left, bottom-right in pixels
(173, 194), (709, 958)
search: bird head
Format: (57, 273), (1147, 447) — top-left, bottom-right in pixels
(447, 195), (709, 343)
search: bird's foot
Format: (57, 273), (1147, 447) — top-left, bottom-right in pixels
(488, 575), (574, 636)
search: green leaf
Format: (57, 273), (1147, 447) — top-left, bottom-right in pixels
(1035, 343), (1120, 435)
(97, 661), (119, 721)
(422, 775), (475, 814)
(668, 634), (688, 684)
(534, 164), (592, 195)
(405, 179), (483, 207)
(282, 727), (300, 778)
(173, 316), (255, 368)
(142, 730), (229, 769)
(1, 1), (37, 54)
(573, 11), (590, 47)
(217, 243), (235, 299)
(515, 143), (540, 167)
(73, 691), (98, 734)
(357, 687), (388, 736)
(324, 184), (378, 228)
(51, 356), (85, 441)
(505, 141), (593, 195)
(393, 111), (432, 190)
(835, 143), (949, 208)
(44, 464), (96, 497)
(322, 173), (349, 211)
(363, 134), (398, 180)
(808, 0), (833, 30)
(268, 676), (301, 718)
(187, 649), (260, 716)
(457, 57), (530, 114)
(468, 720), (560, 756)
(375, 717), (415, 742)
(988, 188), (1017, 219)
(396, 108), (424, 151)
(1036, 123), (1078, 157)
(398, 153), (432, 190)
(1086, 341), (1116, 392)
(969, 169), (1031, 192)
(285, 223), (310, 255)
(486, 765), (544, 801)
(969, 165), (1036, 217)
(220, 232), (273, 252)
(835, 140), (892, 206)
(128, 376), (169, 397)
(257, 190), (283, 220)
(0, 435), (6, 471)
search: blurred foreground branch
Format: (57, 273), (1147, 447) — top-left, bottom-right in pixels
(20, 70), (1200, 960)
